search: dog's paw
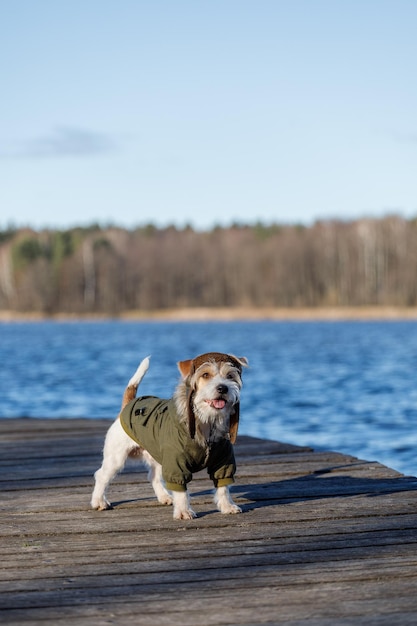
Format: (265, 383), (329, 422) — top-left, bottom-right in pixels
(158, 494), (174, 506)
(91, 496), (113, 511)
(173, 508), (197, 520)
(220, 503), (242, 514)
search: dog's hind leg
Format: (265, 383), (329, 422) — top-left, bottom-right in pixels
(214, 485), (242, 514)
(91, 419), (136, 511)
(142, 451), (173, 506)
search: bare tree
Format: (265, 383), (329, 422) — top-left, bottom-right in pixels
(1, 217), (416, 314)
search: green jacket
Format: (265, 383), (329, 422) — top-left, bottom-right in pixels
(119, 396), (236, 492)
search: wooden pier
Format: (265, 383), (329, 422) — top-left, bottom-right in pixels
(1, 418), (417, 625)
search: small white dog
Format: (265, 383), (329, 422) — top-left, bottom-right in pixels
(91, 352), (248, 519)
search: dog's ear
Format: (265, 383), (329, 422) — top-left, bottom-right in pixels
(177, 359), (194, 379)
(178, 359), (197, 438)
(234, 356), (249, 368)
(187, 390), (196, 439)
(229, 403), (240, 444)
(228, 357), (247, 443)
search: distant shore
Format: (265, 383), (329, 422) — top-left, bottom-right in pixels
(2, 306), (417, 322)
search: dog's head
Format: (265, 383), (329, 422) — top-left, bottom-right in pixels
(177, 352), (248, 443)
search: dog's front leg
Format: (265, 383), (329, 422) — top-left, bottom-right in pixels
(214, 485), (242, 514)
(172, 491), (197, 520)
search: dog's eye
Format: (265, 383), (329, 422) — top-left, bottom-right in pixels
(226, 373), (236, 380)
(201, 372), (211, 379)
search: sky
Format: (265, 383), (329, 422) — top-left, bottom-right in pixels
(1, 0), (416, 231)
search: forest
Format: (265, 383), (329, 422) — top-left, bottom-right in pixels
(0, 216), (416, 314)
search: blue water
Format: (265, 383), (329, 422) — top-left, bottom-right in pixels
(1, 320), (416, 477)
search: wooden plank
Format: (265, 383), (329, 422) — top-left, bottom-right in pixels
(1, 418), (417, 625)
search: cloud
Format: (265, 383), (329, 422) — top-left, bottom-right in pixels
(1, 126), (119, 159)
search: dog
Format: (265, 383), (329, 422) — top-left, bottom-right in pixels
(91, 352), (248, 519)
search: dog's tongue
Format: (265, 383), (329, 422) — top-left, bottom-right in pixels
(211, 399), (226, 409)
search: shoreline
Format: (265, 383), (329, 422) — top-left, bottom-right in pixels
(3, 306), (417, 322)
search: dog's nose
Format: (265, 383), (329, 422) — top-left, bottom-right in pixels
(217, 384), (228, 395)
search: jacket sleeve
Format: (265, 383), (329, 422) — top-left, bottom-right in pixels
(162, 445), (194, 492)
(207, 439), (236, 488)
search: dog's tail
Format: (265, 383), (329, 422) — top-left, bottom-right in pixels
(121, 356), (151, 409)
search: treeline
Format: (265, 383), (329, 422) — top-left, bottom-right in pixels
(1, 216), (417, 314)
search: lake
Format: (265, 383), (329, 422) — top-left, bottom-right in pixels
(1, 319), (416, 477)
